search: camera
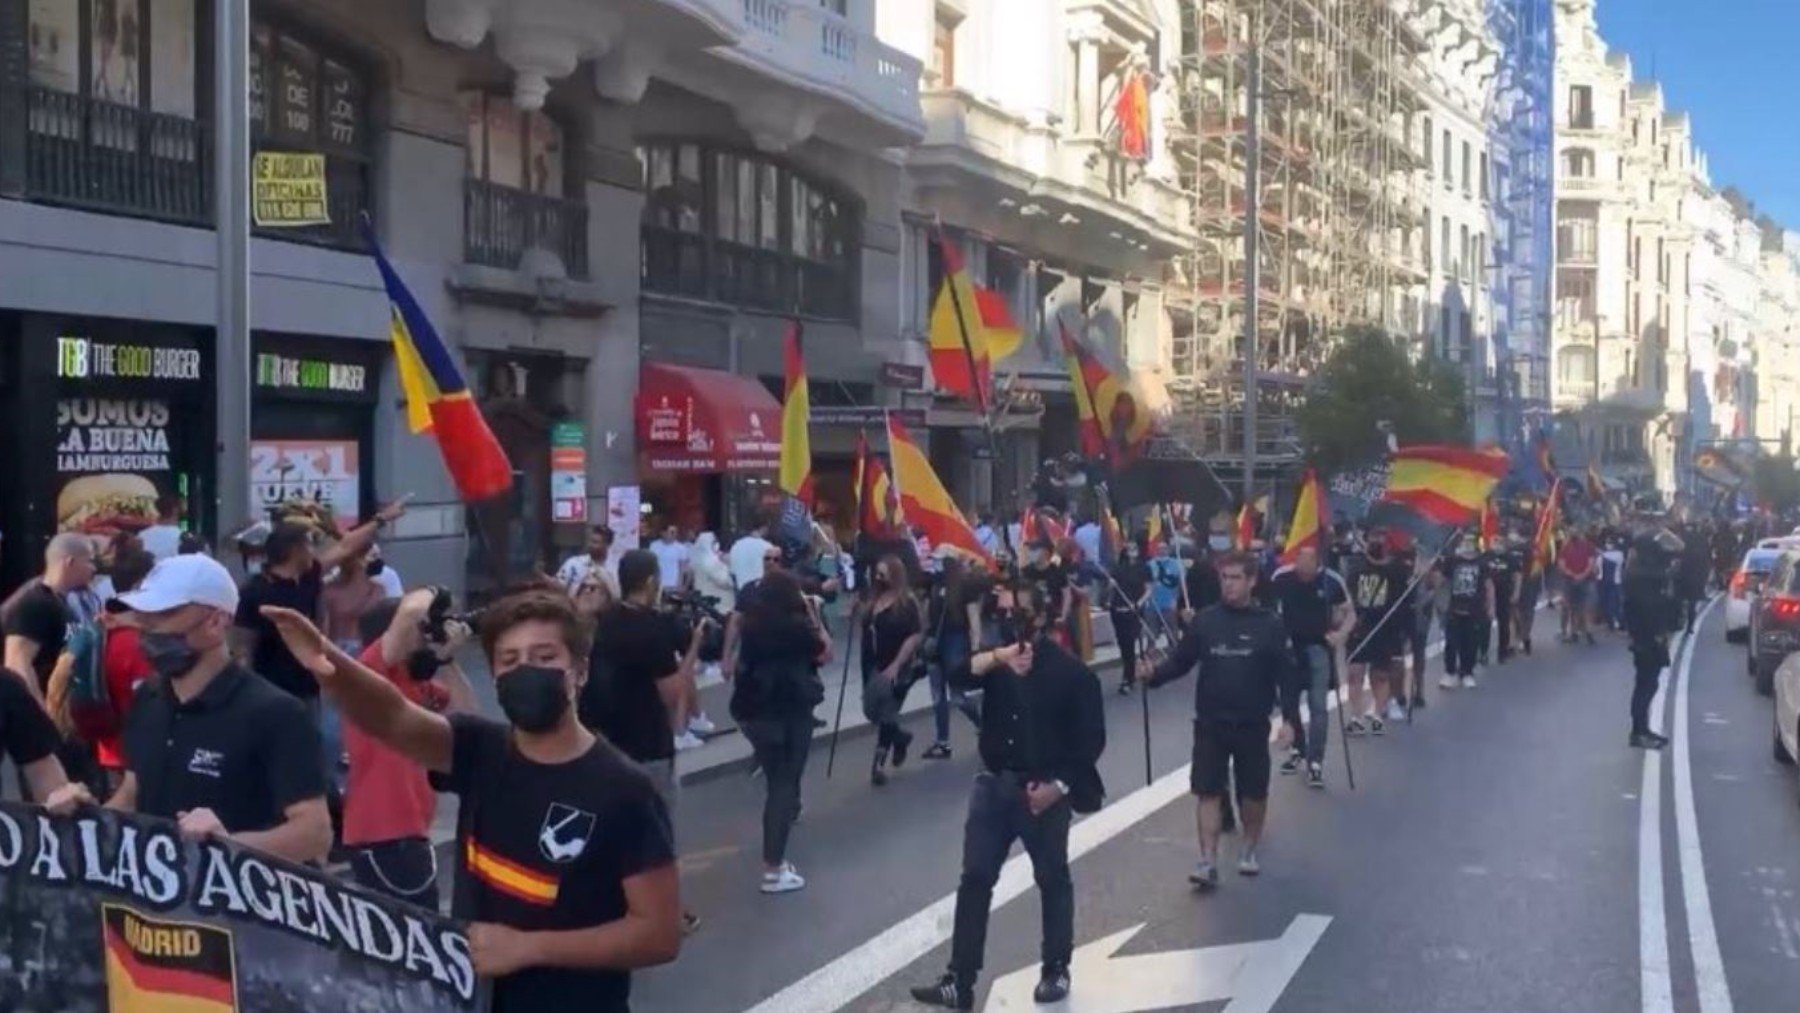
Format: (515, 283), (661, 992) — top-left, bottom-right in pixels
(663, 589), (727, 662)
(420, 586), (483, 647)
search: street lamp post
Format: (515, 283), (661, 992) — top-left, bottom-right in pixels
(214, 0), (252, 549)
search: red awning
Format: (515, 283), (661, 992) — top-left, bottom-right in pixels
(635, 362), (783, 474)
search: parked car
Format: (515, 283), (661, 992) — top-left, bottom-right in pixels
(1774, 650), (1800, 768)
(1727, 547), (1782, 644)
(1748, 550), (1800, 695)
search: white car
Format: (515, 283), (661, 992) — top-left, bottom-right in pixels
(1759, 536), (1800, 551)
(1726, 547), (1782, 643)
(1775, 650), (1800, 769)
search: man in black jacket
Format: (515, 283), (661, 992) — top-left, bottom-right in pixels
(911, 584), (1105, 1010)
(1624, 520), (1684, 749)
(1138, 552), (1291, 888)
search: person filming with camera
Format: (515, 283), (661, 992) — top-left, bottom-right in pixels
(340, 588), (477, 906)
(257, 590), (681, 1011)
(910, 583), (1105, 1010)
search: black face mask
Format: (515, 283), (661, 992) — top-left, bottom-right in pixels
(141, 630), (202, 681)
(497, 665), (570, 733)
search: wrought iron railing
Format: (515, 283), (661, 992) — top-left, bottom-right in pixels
(463, 178), (589, 279)
(23, 86), (211, 225)
(642, 226), (855, 319)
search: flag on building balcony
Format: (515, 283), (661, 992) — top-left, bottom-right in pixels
(928, 232), (992, 411)
(1279, 468), (1328, 566)
(1061, 321), (1152, 467)
(367, 228), (513, 503)
(1114, 67), (1151, 161)
(1365, 444), (1511, 553)
(886, 414), (989, 565)
(853, 430), (899, 539)
(776, 322), (815, 544)
(1527, 479), (1564, 579)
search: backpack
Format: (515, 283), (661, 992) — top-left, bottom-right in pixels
(47, 618), (116, 742)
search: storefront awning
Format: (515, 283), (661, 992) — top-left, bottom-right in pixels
(635, 363), (783, 474)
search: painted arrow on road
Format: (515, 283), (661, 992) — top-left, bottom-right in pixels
(983, 913), (1331, 1013)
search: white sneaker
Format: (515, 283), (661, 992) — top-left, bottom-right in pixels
(1461, 675), (1478, 689)
(1385, 700), (1406, 721)
(761, 863), (806, 894)
(702, 662), (723, 680)
(687, 713), (718, 736)
(1437, 675), (1458, 690)
(673, 730), (706, 751)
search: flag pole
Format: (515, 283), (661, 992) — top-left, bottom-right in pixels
(936, 228), (1007, 516)
(825, 616), (860, 779)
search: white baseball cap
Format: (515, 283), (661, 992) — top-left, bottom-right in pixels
(116, 554), (240, 615)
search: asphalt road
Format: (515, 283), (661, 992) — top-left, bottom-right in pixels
(609, 601), (1800, 1013)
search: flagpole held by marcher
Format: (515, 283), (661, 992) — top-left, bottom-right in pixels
(824, 612), (860, 780)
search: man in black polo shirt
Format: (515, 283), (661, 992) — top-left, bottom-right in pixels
(45, 554), (331, 865)
(257, 588), (681, 1010)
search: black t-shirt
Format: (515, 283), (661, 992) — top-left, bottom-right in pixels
(1108, 560), (1150, 612)
(121, 664), (325, 833)
(1, 579), (73, 691)
(446, 716), (676, 1013)
(1347, 557), (1412, 634)
(1485, 550), (1518, 591)
(1269, 569), (1348, 644)
(0, 667), (60, 767)
(862, 598), (922, 675)
(1440, 555), (1491, 616)
(234, 563), (325, 699)
(586, 604), (684, 763)
(1185, 561), (1222, 612)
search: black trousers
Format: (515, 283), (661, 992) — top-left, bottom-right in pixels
(1494, 589), (1516, 659)
(1112, 610), (1142, 687)
(742, 715), (815, 866)
(1444, 612), (1484, 677)
(950, 772), (1073, 985)
(1630, 648), (1665, 737)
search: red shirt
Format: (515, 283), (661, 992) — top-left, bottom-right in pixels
(95, 624), (153, 769)
(342, 642), (448, 847)
(1558, 538), (1597, 580)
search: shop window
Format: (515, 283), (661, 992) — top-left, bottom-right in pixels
(18, 0), (206, 222)
(639, 140), (860, 321)
(461, 92), (588, 278)
(249, 18), (373, 249)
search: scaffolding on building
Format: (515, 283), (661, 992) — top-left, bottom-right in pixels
(1166, 0), (1427, 492)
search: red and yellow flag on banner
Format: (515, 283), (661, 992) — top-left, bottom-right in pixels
(886, 414), (989, 565)
(974, 286), (1023, 362)
(103, 905), (237, 1012)
(853, 430), (899, 539)
(1528, 480), (1562, 579)
(1479, 499), (1500, 550)
(1383, 445), (1512, 525)
(1060, 321), (1152, 467)
(1234, 502), (1256, 551)
(1279, 468), (1328, 566)
(778, 322), (813, 505)
(928, 232), (991, 411)
(368, 227), (513, 502)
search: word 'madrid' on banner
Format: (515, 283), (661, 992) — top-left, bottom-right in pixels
(0, 802), (483, 1012)
(252, 151), (331, 228)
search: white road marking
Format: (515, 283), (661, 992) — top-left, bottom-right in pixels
(1673, 597), (1735, 1013)
(980, 915), (1329, 1013)
(743, 764), (1196, 1013)
(1641, 635), (1675, 1013)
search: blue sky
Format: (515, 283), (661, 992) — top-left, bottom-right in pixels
(1595, 0), (1800, 229)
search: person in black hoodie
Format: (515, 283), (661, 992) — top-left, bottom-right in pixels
(1138, 551), (1291, 889)
(910, 583), (1105, 1010)
(1623, 521), (1683, 749)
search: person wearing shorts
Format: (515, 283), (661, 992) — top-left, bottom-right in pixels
(1344, 530), (1414, 735)
(1139, 553), (1290, 888)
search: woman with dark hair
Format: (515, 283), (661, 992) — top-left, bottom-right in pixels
(861, 555), (923, 786)
(731, 569), (830, 894)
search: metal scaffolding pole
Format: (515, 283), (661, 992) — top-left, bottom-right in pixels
(1241, 21), (1261, 504)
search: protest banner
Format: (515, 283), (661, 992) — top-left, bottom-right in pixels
(0, 802), (483, 1012)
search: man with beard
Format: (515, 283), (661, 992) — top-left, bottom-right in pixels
(1343, 529), (1413, 735)
(910, 584), (1104, 1009)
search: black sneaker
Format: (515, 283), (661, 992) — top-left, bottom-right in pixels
(892, 731), (915, 768)
(922, 742), (952, 760)
(1307, 762), (1325, 788)
(1368, 716), (1386, 737)
(1631, 731), (1670, 750)
(1279, 751), (1304, 775)
(1034, 965), (1071, 1003)
(910, 974), (974, 1010)
(1344, 718), (1368, 737)
(1409, 694), (1427, 711)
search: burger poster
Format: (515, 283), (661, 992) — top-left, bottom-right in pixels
(54, 397), (185, 542)
(250, 438), (362, 529)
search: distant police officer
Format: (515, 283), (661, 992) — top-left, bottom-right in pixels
(1623, 519), (1684, 750)
(1138, 552), (1291, 887)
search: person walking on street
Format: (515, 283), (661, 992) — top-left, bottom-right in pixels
(1558, 528), (1599, 645)
(730, 570), (831, 895)
(1623, 521), (1683, 749)
(1107, 539), (1153, 696)
(1138, 552), (1291, 886)
(910, 583), (1105, 1009)
(1513, 532), (1543, 655)
(1486, 535), (1521, 660)
(1343, 530), (1411, 735)
(1268, 546), (1350, 788)
(923, 559), (984, 758)
(861, 555), (924, 786)
(1438, 538), (1495, 690)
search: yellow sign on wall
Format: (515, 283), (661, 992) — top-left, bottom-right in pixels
(252, 152), (330, 227)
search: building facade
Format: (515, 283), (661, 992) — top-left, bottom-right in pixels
(0, 0), (921, 594)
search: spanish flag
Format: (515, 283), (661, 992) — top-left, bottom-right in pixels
(103, 905), (237, 1012)
(975, 286), (1024, 362)
(1279, 468), (1328, 566)
(853, 430), (899, 538)
(928, 232), (991, 411)
(778, 322), (813, 505)
(367, 228), (514, 502)
(1382, 445), (1512, 525)
(886, 414), (989, 565)
(1234, 501), (1256, 551)
(1528, 480), (1563, 579)
(1114, 67), (1151, 160)
(1479, 499), (1500, 550)
(1534, 431), (1558, 486)
(1061, 321), (1152, 467)
(1145, 506), (1165, 554)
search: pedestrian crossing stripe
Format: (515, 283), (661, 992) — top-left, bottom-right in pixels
(465, 839), (559, 906)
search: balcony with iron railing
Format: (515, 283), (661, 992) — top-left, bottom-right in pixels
(726, 0), (923, 143)
(463, 179), (589, 280)
(640, 226), (854, 320)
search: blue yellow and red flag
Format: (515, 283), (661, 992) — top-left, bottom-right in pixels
(775, 323), (815, 544)
(367, 231), (513, 502)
